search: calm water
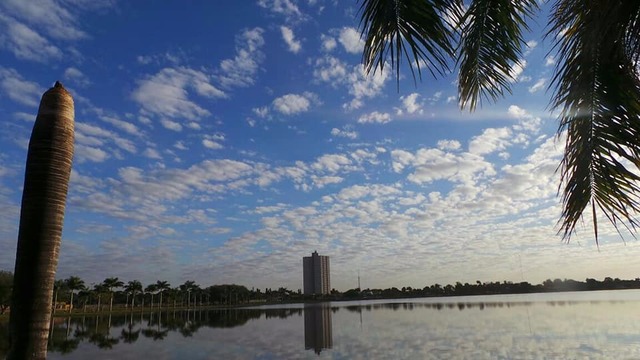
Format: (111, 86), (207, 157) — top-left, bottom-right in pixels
(4, 290), (640, 359)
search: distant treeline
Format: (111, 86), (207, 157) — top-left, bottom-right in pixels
(1, 270), (640, 314)
(340, 277), (640, 300)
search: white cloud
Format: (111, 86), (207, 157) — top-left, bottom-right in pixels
(100, 116), (140, 136)
(0, 0), (108, 41)
(0, 67), (42, 107)
(358, 111), (391, 124)
(528, 78), (546, 93)
(508, 105), (528, 119)
(391, 148), (496, 185)
(468, 127), (512, 155)
(203, 134), (225, 150)
(257, 0), (303, 20)
(312, 175), (343, 188)
(0, 14), (62, 62)
(320, 34), (336, 52)
(253, 106), (270, 118)
(524, 40), (537, 56)
(280, 26), (301, 53)
(63, 67), (90, 87)
(338, 27), (364, 54)
(76, 144), (109, 163)
(313, 57), (390, 109)
(218, 27), (265, 88)
(272, 93), (316, 115)
(312, 154), (352, 173)
(142, 148), (162, 159)
(132, 67), (225, 121)
(331, 127), (358, 139)
(437, 140), (461, 151)
(313, 56), (348, 84)
(399, 93), (423, 115)
(508, 105), (542, 135)
(174, 141), (187, 150)
(510, 60), (527, 82)
(345, 65), (390, 110)
(545, 55), (556, 67)
(160, 118), (183, 132)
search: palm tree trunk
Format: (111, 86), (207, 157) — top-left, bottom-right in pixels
(8, 82), (75, 359)
(69, 292), (74, 313)
(109, 292), (114, 313)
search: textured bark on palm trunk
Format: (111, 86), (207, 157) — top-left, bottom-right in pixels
(8, 82), (74, 359)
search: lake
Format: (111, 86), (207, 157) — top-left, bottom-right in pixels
(4, 290), (640, 359)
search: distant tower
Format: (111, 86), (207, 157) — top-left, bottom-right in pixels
(303, 251), (330, 295)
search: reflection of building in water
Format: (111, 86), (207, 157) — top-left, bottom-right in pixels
(303, 251), (330, 295)
(304, 305), (333, 355)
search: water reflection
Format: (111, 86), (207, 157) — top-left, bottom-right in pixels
(304, 304), (333, 355)
(1, 293), (640, 359)
(40, 307), (303, 355)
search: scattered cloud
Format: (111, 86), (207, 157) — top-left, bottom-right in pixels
(320, 34), (336, 52)
(63, 67), (90, 87)
(160, 118), (183, 132)
(272, 92), (317, 115)
(132, 67), (225, 121)
(468, 127), (513, 156)
(218, 27), (265, 88)
(280, 26), (301, 53)
(397, 93), (424, 115)
(338, 27), (364, 54)
(510, 60), (527, 82)
(203, 134), (225, 150)
(0, 67), (43, 107)
(331, 127), (358, 139)
(256, 0), (303, 21)
(545, 55), (556, 67)
(528, 78), (546, 93)
(358, 111), (391, 124)
(0, 14), (62, 62)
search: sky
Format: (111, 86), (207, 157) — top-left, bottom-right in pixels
(1, 0), (640, 292)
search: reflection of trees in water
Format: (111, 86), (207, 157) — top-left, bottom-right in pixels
(25, 299), (614, 354)
(121, 323), (140, 343)
(342, 301), (595, 312)
(38, 308), (305, 353)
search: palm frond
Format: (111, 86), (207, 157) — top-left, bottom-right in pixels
(549, 0), (640, 244)
(358, 0), (460, 86)
(457, 0), (538, 110)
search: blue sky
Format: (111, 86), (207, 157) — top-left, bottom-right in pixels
(1, 0), (639, 291)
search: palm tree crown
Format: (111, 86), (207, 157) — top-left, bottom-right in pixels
(125, 280), (143, 308)
(102, 277), (124, 313)
(155, 280), (171, 308)
(358, 0), (640, 244)
(64, 276), (85, 311)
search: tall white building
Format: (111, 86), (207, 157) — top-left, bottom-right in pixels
(303, 251), (330, 295)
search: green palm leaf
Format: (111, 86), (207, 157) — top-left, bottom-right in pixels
(359, 0), (460, 86)
(457, 0), (538, 110)
(550, 0), (640, 244)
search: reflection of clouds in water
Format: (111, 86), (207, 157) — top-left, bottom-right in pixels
(329, 301), (640, 359)
(46, 295), (640, 359)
